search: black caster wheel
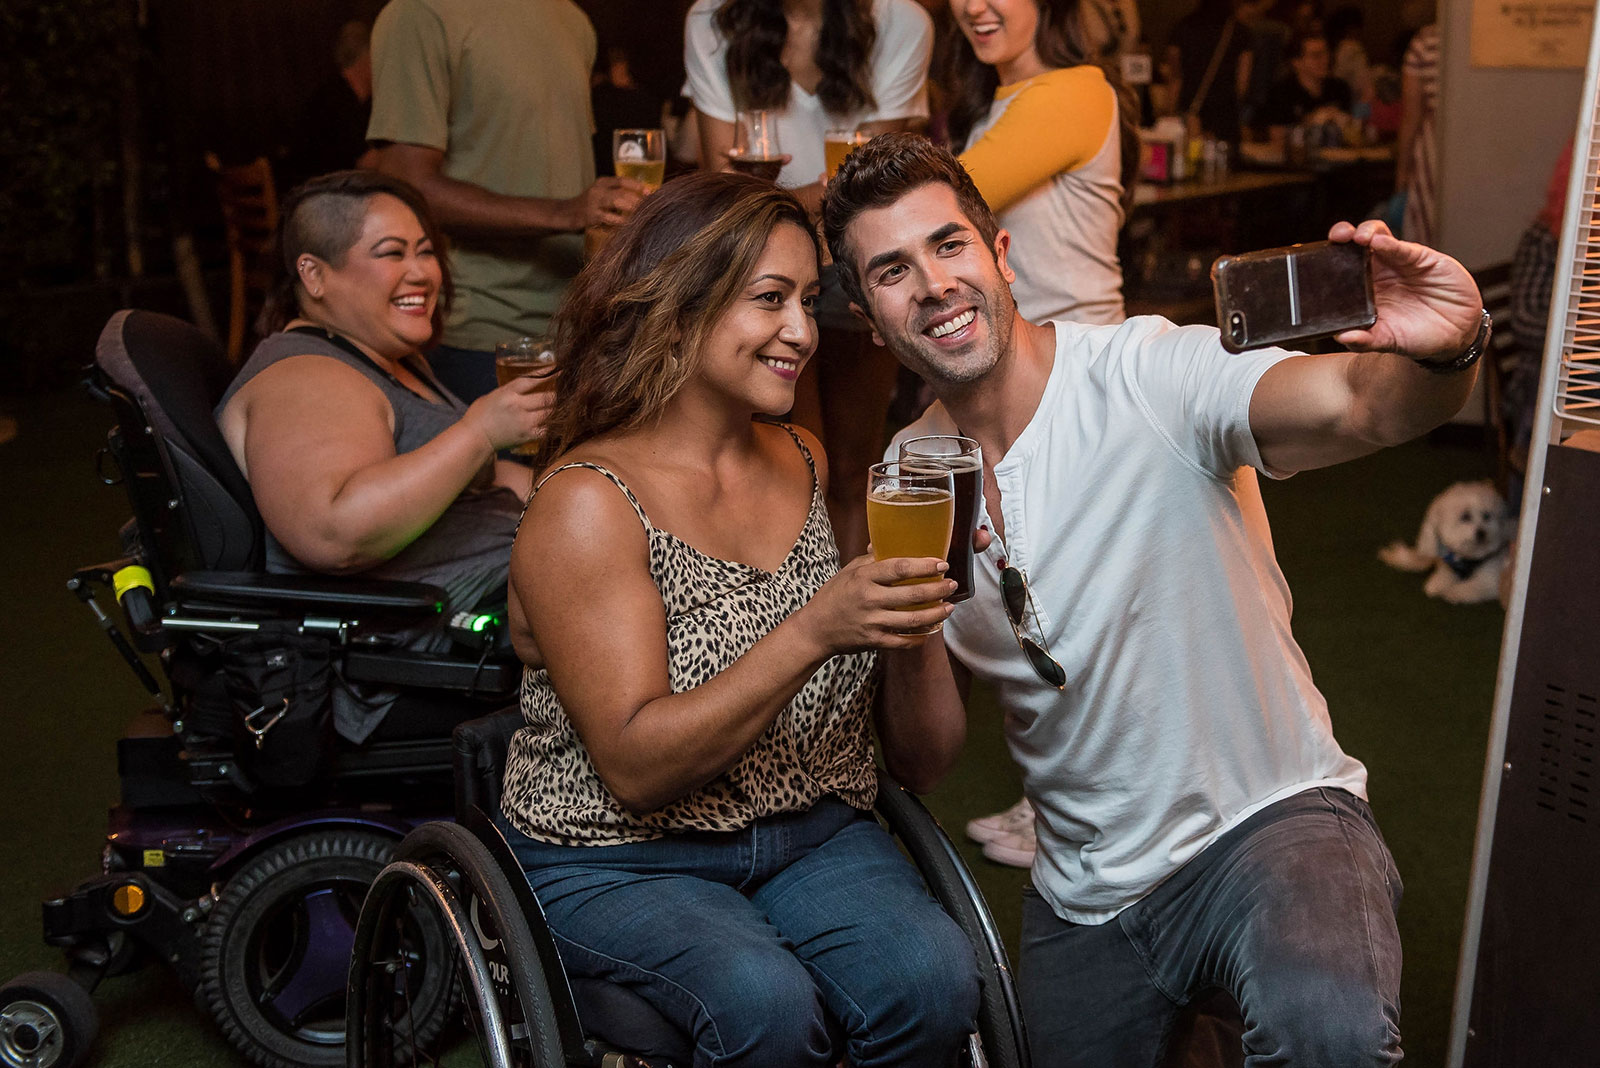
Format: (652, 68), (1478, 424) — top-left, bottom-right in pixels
(0, 971), (98, 1068)
(198, 830), (451, 1068)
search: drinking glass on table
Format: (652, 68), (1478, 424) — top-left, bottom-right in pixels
(867, 461), (955, 633)
(613, 128), (666, 192)
(727, 110), (788, 183)
(824, 128), (868, 179)
(898, 436), (982, 603)
(493, 336), (558, 456)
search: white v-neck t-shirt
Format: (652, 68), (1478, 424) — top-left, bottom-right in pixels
(890, 317), (1368, 924)
(683, 0), (932, 189)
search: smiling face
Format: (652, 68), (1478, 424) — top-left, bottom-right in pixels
(843, 182), (1017, 388)
(686, 221), (820, 415)
(310, 193), (441, 358)
(951, 0), (1046, 83)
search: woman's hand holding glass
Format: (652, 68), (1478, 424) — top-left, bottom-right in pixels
(462, 375), (557, 454)
(794, 554), (957, 653)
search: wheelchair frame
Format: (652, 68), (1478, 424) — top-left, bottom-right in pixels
(345, 712), (1031, 1068)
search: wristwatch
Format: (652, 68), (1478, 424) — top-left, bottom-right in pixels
(1412, 309), (1492, 374)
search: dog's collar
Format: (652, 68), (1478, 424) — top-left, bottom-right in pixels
(1438, 543), (1505, 580)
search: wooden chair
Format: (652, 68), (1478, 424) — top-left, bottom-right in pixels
(205, 153), (279, 364)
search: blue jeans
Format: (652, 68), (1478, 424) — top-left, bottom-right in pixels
(1020, 787), (1404, 1068)
(428, 343), (497, 403)
(505, 798), (980, 1068)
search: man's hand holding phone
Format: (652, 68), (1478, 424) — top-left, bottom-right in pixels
(1325, 219), (1483, 363)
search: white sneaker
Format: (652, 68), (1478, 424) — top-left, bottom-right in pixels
(965, 797), (1034, 845)
(982, 829), (1037, 868)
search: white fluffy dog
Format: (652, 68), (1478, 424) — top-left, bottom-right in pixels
(1378, 480), (1513, 604)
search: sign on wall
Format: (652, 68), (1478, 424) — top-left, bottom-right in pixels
(1471, 0), (1597, 68)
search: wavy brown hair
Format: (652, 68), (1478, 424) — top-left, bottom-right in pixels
(538, 172), (818, 465)
(257, 170), (452, 339)
(713, 0), (877, 116)
(937, 0), (1139, 210)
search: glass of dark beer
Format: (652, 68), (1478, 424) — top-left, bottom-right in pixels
(727, 109), (788, 182)
(898, 435), (983, 602)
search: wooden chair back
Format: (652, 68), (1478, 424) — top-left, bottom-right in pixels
(205, 153), (279, 363)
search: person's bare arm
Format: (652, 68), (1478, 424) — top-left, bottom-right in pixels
(877, 640), (972, 793)
(874, 524), (989, 793)
(373, 142), (646, 236)
(1395, 65), (1425, 190)
(1249, 220), (1483, 474)
(515, 467), (955, 813)
(231, 356), (549, 572)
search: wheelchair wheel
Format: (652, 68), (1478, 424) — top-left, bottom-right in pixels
(198, 829), (451, 1068)
(0, 971), (97, 1068)
(348, 821), (568, 1067)
(874, 775), (1030, 1068)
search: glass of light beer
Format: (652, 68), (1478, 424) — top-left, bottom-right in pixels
(867, 461), (955, 631)
(898, 435), (982, 603)
(612, 128), (666, 192)
(493, 335), (558, 456)
(824, 129), (867, 179)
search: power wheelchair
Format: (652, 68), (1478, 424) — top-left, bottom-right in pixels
(1, 310), (519, 1068)
(1, 309), (1030, 1068)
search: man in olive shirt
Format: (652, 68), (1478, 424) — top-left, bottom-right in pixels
(369, 0), (645, 400)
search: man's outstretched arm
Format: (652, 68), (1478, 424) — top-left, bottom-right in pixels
(1249, 220), (1484, 474)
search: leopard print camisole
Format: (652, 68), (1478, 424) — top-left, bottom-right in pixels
(501, 427), (879, 846)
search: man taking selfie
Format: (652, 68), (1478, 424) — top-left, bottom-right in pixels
(824, 132), (1486, 1066)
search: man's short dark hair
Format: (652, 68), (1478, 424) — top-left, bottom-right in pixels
(821, 132), (1001, 315)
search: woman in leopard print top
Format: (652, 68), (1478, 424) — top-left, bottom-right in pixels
(499, 172), (978, 1067)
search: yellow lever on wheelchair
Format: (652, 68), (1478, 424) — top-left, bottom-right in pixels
(112, 565), (155, 604)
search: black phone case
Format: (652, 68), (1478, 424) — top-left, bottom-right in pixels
(1211, 240), (1377, 353)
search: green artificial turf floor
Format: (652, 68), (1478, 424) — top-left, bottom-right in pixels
(0, 387), (1504, 1066)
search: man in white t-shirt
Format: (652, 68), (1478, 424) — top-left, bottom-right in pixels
(822, 134), (1487, 1066)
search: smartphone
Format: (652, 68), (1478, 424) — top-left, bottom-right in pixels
(1211, 240), (1376, 354)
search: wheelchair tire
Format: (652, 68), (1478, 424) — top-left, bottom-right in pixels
(0, 971), (97, 1068)
(874, 775), (1030, 1068)
(197, 829), (451, 1068)
(348, 821), (568, 1067)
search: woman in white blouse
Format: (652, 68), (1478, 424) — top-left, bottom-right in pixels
(684, 0), (933, 559)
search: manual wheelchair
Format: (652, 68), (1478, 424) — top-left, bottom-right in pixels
(0, 310), (520, 1068)
(344, 710), (1031, 1067)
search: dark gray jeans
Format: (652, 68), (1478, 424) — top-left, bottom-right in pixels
(1020, 787), (1404, 1067)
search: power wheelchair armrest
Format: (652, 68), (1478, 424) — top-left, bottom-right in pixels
(171, 570), (446, 618)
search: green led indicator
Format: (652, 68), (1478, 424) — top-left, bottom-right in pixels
(470, 613), (495, 633)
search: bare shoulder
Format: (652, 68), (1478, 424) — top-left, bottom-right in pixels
(235, 353), (389, 413)
(521, 460), (649, 561)
(777, 421), (829, 493)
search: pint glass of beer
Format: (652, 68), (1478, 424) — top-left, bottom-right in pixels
(824, 129), (866, 178)
(493, 336), (558, 456)
(867, 461), (955, 629)
(612, 128), (666, 192)
(898, 435), (982, 603)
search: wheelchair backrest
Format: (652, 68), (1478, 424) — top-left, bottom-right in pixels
(95, 309), (264, 580)
(452, 710), (523, 821)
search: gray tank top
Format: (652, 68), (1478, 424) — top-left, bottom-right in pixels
(217, 330), (523, 742)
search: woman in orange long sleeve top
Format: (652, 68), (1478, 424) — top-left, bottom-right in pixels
(941, 0), (1137, 325)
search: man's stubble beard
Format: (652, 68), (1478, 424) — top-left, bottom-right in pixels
(882, 280), (1017, 390)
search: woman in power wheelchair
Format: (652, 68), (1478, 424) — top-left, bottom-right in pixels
(0, 180), (539, 1068)
(345, 171), (1001, 1068)
(216, 169), (552, 744)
